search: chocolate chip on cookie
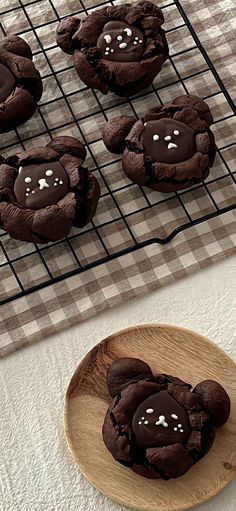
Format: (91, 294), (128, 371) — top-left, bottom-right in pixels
(102, 357), (230, 479)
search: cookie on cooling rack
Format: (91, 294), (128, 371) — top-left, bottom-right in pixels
(0, 137), (100, 243)
(102, 95), (216, 192)
(0, 35), (42, 133)
(56, 0), (169, 97)
(102, 357), (230, 479)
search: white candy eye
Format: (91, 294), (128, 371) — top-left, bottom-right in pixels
(123, 28), (132, 37)
(117, 35), (123, 41)
(164, 135), (171, 141)
(24, 177), (32, 183)
(153, 134), (159, 141)
(45, 170), (53, 177)
(174, 130), (180, 136)
(104, 34), (112, 44)
(119, 42), (127, 49)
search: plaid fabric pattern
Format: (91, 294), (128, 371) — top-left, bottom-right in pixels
(0, 0), (235, 355)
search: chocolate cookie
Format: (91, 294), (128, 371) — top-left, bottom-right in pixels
(0, 137), (100, 243)
(56, 1), (168, 97)
(102, 357), (230, 479)
(0, 35), (42, 133)
(102, 95), (216, 192)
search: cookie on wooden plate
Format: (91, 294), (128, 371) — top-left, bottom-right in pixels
(103, 357), (230, 479)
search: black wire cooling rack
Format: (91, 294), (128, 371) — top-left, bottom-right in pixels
(0, 0), (235, 306)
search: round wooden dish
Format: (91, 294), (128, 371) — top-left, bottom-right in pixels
(64, 324), (236, 511)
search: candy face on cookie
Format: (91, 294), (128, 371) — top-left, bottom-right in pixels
(0, 63), (16, 103)
(14, 161), (69, 209)
(141, 119), (196, 164)
(97, 21), (145, 62)
(132, 391), (191, 448)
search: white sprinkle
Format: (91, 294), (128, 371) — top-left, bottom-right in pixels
(105, 51), (109, 55)
(123, 27), (132, 37)
(111, 49), (114, 53)
(54, 183), (57, 187)
(153, 134), (159, 141)
(133, 41), (138, 45)
(141, 417), (145, 420)
(119, 42), (127, 49)
(19, 166), (22, 173)
(106, 47), (110, 51)
(144, 122), (147, 127)
(144, 420), (149, 425)
(146, 408), (154, 414)
(135, 36), (139, 41)
(26, 188), (30, 192)
(59, 180), (63, 185)
(168, 142), (178, 150)
(174, 130), (180, 136)
(178, 424), (182, 428)
(139, 40), (143, 43)
(174, 427), (178, 431)
(171, 414), (178, 420)
(55, 178), (59, 181)
(117, 35), (123, 41)
(32, 191), (35, 194)
(24, 177), (32, 184)
(180, 429), (184, 433)
(164, 135), (171, 141)
(45, 169), (53, 177)
(26, 193), (29, 197)
(138, 421), (142, 425)
(104, 34), (112, 44)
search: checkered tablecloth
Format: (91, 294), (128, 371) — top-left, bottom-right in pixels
(0, 0), (235, 356)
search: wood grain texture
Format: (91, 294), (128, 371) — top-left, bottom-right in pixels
(64, 324), (236, 511)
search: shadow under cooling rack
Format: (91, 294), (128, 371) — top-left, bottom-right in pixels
(0, 0), (235, 306)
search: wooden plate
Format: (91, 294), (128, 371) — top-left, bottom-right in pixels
(64, 324), (236, 511)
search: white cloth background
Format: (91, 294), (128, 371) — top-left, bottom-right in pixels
(0, 255), (235, 511)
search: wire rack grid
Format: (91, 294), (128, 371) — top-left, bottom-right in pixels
(0, 0), (235, 306)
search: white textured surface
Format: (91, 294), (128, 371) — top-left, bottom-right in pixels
(0, 256), (236, 511)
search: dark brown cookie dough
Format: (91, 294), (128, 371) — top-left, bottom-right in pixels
(56, 1), (169, 97)
(102, 357), (230, 480)
(0, 35), (42, 133)
(102, 95), (216, 192)
(0, 137), (100, 243)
